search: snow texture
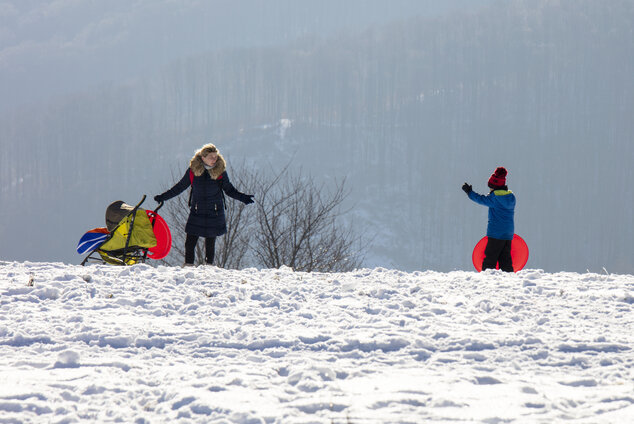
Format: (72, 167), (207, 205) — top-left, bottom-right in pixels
(0, 261), (633, 423)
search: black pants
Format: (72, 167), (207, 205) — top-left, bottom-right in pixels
(185, 234), (216, 265)
(482, 237), (514, 272)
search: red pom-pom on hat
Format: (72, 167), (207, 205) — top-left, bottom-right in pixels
(488, 166), (507, 188)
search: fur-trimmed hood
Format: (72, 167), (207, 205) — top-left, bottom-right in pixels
(189, 145), (226, 180)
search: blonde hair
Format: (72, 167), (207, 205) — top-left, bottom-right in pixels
(199, 143), (218, 157)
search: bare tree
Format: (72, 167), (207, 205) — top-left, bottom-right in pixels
(251, 165), (364, 272)
(158, 169), (197, 267)
(214, 162), (256, 269)
(159, 163), (366, 271)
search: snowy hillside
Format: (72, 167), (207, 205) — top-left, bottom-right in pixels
(1, 262), (633, 423)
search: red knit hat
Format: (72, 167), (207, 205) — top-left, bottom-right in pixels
(488, 167), (507, 189)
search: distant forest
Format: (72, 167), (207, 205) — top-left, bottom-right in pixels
(2, 0), (632, 272)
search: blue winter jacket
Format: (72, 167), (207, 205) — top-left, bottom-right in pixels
(468, 189), (516, 240)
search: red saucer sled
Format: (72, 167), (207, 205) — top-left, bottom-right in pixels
(145, 209), (171, 260)
(472, 234), (529, 272)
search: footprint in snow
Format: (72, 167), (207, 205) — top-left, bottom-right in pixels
(475, 376), (502, 385)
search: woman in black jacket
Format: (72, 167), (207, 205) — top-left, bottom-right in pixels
(154, 143), (254, 266)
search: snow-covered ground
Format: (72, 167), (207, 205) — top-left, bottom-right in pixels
(1, 261), (632, 423)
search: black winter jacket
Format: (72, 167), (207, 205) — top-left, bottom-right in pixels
(158, 169), (248, 237)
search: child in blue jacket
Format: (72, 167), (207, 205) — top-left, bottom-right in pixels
(462, 167), (516, 272)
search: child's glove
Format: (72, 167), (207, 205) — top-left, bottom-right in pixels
(462, 183), (472, 194)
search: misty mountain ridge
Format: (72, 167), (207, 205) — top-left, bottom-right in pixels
(0, 0), (491, 111)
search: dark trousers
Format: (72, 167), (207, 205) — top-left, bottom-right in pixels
(185, 234), (216, 265)
(482, 237), (514, 272)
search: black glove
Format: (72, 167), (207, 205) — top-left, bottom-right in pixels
(241, 194), (254, 205)
(154, 195), (164, 203)
(462, 183), (472, 194)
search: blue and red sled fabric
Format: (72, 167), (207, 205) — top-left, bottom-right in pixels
(76, 228), (110, 255)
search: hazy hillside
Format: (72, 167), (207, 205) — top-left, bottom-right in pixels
(1, 0), (632, 273)
(0, 0), (486, 111)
